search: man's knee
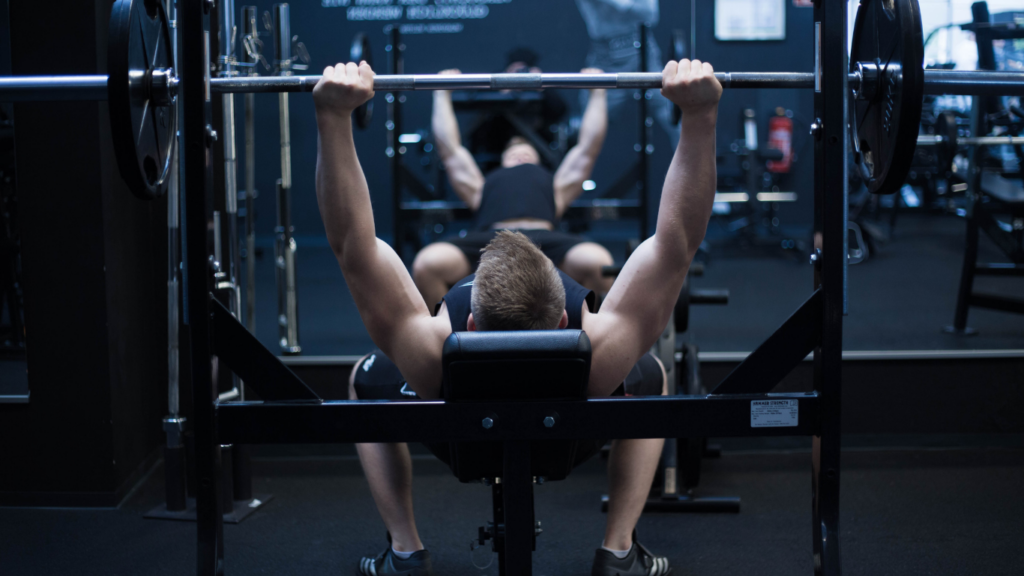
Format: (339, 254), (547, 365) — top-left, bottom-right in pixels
(348, 353), (373, 400)
(412, 242), (468, 282)
(563, 242), (613, 270)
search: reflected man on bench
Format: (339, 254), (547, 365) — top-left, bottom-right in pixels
(312, 58), (721, 576)
(413, 67), (615, 307)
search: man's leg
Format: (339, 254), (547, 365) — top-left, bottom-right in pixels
(349, 355), (425, 553)
(560, 241), (614, 295)
(603, 356), (668, 551)
(411, 241), (472, 308)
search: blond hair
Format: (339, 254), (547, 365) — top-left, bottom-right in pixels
(470, 231), (566, 331)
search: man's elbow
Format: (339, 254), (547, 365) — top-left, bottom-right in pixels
(650, 232), (693, 268)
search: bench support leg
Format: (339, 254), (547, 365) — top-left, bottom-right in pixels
(502, 441), (533, 576)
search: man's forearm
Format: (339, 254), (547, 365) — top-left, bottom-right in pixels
(655, 109), (718, 259)
(577, 89), (608, 154)
(431, 92), (462, 159)
(315, 114), (377, 266)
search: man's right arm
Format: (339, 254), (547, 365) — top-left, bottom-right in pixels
(314, 62), (449, 399)
(582, 59), (721, 397)
(432, 70), (485, 210)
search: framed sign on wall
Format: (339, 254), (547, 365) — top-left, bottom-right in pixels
(715, 0), (786, 41)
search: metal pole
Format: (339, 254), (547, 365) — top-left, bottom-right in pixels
(638, 24), (649, 240)
(388, 26), (403, 252)
(917, 134), (1024, 146)
(9, 69), (1024, 100)
(181, 0), (222, 572)
(161, 0), (188, 515)
(218, 0), (245, 399)
(274, 3), (300, 355)
(242, 6), (257, 336)
(812, 1), (844, 574)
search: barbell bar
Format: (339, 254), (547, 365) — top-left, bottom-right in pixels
(3, 68), (1024, 103)
(917, 134), (1024, 146)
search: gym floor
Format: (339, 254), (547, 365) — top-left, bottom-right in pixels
(250, 211), (1024, 356)
(2, 441), (1021, 575)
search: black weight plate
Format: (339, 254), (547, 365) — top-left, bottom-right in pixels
(850, 0), (924, 195)
(935, 109), (959, 176)
(109, 0), (176, 200)
(350, 33), (373, 129)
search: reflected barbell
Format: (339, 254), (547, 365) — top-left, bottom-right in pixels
(917, 135), (1024, 146)
(3, 69), (1024, 102)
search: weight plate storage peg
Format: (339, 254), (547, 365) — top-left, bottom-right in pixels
(850, 0), (925, 195)
(108, 0), (177, 200)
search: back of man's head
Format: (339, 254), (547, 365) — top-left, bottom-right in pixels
(470, 231), (566, 331)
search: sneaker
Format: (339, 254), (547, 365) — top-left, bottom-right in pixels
(591, 538), (671, 576)
(356, 547), (435, 576)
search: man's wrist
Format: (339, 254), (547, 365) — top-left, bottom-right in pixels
(316, 108), (354, 129)
(678, 106), (718, 129)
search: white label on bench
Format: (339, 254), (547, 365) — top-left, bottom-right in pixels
(751, 400), (799, 428)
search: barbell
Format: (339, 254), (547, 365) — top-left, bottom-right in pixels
(2, 0), (1024, 200)
(5, 69), (1024, 100)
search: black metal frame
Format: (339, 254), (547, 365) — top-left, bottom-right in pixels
(181, 0), (846, 574)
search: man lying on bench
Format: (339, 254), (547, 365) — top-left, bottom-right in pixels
(312, 59), (721, 576)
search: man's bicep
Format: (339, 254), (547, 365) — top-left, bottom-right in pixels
(592, 239), (689, 373)
(583, 310), (649, 397)
(442, 148), (484, 209)
(342, 239), (434, 351)
(386, 315), (448, 400)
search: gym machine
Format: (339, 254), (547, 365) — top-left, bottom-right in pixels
(6, 1), (1024, 574)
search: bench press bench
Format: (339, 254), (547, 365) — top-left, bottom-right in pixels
(212, 298), (826, 575)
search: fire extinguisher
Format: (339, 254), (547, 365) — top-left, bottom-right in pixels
(766, 108), (793, 173)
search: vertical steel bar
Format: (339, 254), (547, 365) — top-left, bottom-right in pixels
(638, 24), (650, 240)
(951, 102), (983, 332)
(501, 441), (533, 576)
(242, 6), (257, 336)
(218, 0), (244, 391)
(166, 0), (181, 424)
(274, 3), (300, 354)
(181, 0), (222, 574)
(812, 1), (844, 575)
(389, 26), (404, 251)
(162, 0), (188, 515)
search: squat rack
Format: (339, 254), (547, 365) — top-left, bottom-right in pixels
(178, 0), (845, 573)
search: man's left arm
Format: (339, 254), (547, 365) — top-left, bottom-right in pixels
(582, 59), (721, 397)
(553, 69), (608, 218)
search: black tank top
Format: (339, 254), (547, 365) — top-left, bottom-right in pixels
(475, 164), (557, 230)
(438, 270), (595, 331)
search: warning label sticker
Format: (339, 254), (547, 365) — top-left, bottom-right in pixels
(750, 399), (799, 428)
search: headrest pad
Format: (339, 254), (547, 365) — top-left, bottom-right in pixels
(442, 330), (591, 401)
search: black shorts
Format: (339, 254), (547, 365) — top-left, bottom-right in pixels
(445, 229), (586, 269)
(351, 349), (664, 469)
